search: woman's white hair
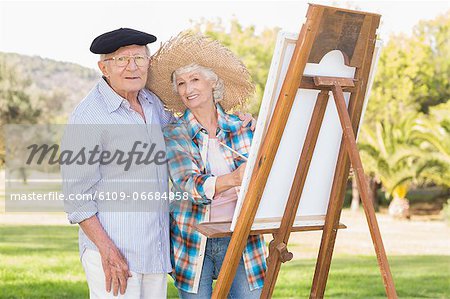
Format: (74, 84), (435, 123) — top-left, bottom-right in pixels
(171, 63), (225, 103)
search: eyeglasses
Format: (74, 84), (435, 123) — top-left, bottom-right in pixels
(103, 55), (150, 67)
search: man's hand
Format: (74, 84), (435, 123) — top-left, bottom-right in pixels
(237, 112), (256, 131)
(79, 216), (132, 296)
(99, 243), (132, 296)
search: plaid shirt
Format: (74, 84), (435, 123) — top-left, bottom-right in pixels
(163, 104), (267, 294)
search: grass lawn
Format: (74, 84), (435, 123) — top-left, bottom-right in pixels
(0, 225), (449, 299)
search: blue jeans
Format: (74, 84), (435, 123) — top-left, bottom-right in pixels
(178, 237), (262, 299)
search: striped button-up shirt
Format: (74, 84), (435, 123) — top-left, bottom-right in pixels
(62, 77), (175, 274)
(163, 105), (267, 294)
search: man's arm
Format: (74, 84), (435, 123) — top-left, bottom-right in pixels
(61, 119), (130, 296)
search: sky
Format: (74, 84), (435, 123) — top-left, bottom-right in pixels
(0, 0), (449, 69)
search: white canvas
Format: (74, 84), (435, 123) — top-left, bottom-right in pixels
(230, 31), (382, 231)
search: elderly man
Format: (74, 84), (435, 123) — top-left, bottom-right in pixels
(62, 28), (254, 299)
(62, 28), (174, 298)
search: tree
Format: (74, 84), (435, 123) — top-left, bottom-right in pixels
(364, 10), (449, 125)
(357, 11), (449, 214)
(410, 12), (450, 112)
(0, 57), (41, 166)
(364, 35), (421, 126)
(359, 113), (424, 218)
(412, 102), (450, 187)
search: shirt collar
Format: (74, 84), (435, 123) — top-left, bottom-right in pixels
(98, 77), (154, 113)
(181, 104), (231, 140)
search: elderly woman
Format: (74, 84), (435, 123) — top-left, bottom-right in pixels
(147, 33), (266, 298)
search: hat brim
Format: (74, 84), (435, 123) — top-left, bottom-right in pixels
(146, 32), (254, 114)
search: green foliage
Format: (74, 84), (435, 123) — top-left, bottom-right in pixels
(412, 102), (450, 187)
(365, 10), (449, 125)
(0, 52), (98, 122)
(0, 57), (41, 125)
(360, 113), (424, 198)
(0, 57), (41, 166)
(190, 18), (280, 115)
(360, 11), (450, 197)
(360, 107), (450, 201)
(410, 12), (450, 112)
(0, 53), (99, 166)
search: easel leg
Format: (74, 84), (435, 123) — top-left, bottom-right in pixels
(310, 147), (350, 299)
(332, 85), (398, 298)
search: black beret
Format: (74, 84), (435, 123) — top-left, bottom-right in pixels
(90, 28), (157, 54)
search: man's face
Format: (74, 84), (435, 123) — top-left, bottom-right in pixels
(98, 45), (149, 97)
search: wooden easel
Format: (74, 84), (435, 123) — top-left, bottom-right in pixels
(196, 4), (397, 298)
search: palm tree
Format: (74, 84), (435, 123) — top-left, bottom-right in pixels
(359, 113), (425, 218)
(412, 103), (450, 188)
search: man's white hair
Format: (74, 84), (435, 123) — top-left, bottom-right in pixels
(171, 63), (225, 102)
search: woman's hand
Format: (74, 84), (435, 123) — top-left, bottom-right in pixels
(214, 162), (247, 195)
(231, 162), (247, 186)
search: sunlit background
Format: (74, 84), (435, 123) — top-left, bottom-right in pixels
(0, 1), (449, 298)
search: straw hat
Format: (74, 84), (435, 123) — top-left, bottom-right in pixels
(147, 32), (254, 114)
